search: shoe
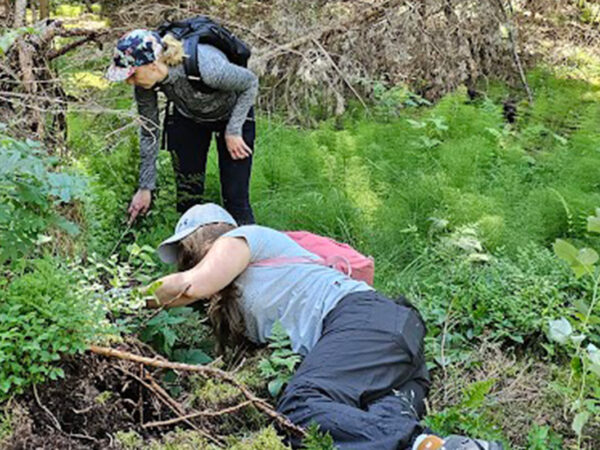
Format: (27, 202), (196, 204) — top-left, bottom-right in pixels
(412, 434), (504, 450)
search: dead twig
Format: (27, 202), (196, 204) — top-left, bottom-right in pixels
(32, 384), (62, 431)
(113, 363), (225, 447)
(312, 39), (370, 114)
(495, 0), (534, 103)
(48, 32), (105, 61)
(143, 400), (254, 428)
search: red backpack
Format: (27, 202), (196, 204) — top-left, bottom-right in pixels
(252, 231), (374, 285)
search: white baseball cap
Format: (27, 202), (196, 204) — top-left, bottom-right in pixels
(157, 203), (237, 264)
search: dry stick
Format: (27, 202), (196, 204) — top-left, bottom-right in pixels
(256, 0), (396, 61)
(144, 400), (254, 428)
(495, 0), (533, 104)
(440, 298), (457, 405)
(138, 364), (144, 426)
(32, 384), (62, 431)
(144, 373), (186, 416)
(113, 364), (225, 447)
(48, 33), (105, 61)
(33, 384), (98, 443)
(90, 345), (305, 438)
(311, 39), (370, 114)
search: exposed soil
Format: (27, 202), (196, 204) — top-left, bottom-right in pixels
(3, 352), (171, 450)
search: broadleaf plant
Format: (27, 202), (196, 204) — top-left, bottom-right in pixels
(549, 209), (600, 446)
(259, 321), (301, 397)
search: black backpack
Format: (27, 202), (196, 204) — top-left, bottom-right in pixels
(156, 16), (251, 93)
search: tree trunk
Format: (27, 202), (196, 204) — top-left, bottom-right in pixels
(14, 0), (27, 27)
(40, 0), (50, 20)
(1, 0), (12, 26)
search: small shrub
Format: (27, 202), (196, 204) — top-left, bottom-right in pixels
(258, 321), (301, 397)
(526, 424), (563, 450)
(545, 208), (600, 446)
(0, 258), (107, 399)
(424, 379), (506, 444)
(302, 423), (336, 450)
(138, 307), (212, 364)
(0, 131), (86, 264)
(407, 241), (582, 357)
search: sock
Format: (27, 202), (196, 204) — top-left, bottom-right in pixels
(412, 434), (445, 450)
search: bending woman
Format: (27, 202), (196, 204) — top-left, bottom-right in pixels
(148, 203), (503, 450)
(106, 29), (257, 224)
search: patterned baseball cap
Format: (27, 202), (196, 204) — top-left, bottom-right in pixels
(105, 29), (164, 82)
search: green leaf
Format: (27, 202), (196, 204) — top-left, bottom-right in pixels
(553, 239), (578, 264)
(577, 248), (598, 266)
(172, 348), (212, 365)
(406, 119), (426, 129)
(587, 344), (600, 376)
(572, 411), (590, 437)
(587, 216), (600, 234)
(548, 318), (573, 345)
(162, 328), (178, 353)
(462, 379), (495, 409)
(268, 377), (285, 397)
(574, 299), (590, 316)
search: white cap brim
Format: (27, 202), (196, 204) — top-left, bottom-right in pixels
(156, 224), (204, 264)
(105, 65), (135, 82)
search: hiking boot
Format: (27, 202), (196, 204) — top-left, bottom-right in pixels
(412, 434), (504, 450)
(442, 435), (504, 450)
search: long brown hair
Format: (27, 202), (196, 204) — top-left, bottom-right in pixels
(177, 223), (246, 354)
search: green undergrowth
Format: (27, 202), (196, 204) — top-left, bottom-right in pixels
(116, 426), (290, 450)
(4, 60), (597, 446)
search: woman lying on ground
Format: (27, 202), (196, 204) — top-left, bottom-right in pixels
(147, 203), (504, 450)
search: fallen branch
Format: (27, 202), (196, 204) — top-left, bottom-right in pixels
(312, 39), (370, 114)
(48, 32), (105, 60)
(90, 345), (306, 438)
(495, 0), (534, 104)
(256, 0), (399, 61)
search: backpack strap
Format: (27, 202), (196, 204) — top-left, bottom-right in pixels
(182, 34), (217, 94)
(161, 99), (171, 151)
(251, 255), (351, 276)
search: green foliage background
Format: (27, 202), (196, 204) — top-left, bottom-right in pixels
(3, 29), (600, 444)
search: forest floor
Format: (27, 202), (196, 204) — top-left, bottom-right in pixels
(3, 4), (600, 450)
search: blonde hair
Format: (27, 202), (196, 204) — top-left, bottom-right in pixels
(177, 223), (246, 354)
(159, 34), (185, 66)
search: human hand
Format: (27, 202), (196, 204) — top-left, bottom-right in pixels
(128, 189), (152, 224)
(225, 134), (252, 160)
(144, 274), (193, 309)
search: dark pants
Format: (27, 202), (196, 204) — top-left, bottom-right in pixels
(166, 108), (255, 224)
(277, 291), (430, 450)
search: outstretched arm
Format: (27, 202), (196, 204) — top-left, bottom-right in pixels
(148, 236), (251, 308)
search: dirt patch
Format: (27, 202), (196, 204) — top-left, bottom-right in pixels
(3, 352), (170, 450)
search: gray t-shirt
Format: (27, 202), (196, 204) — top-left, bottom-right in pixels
(224, 225), (373, 355)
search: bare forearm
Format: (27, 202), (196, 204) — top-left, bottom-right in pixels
(146, 237), (251, 309)
(149, 272), (196, 308)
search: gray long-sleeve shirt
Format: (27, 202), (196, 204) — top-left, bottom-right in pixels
(134, 44), (259, 190)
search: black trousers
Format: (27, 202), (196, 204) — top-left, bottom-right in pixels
(166, 108), (256, 224)
(277, 291), (430, 450)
